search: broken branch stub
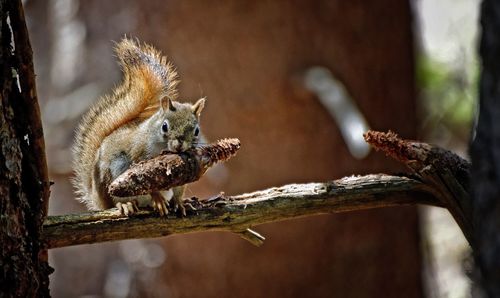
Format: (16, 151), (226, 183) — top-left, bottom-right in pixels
(108, 138), (240, 197)
(363, 130), (470, 191)
(363, 130), (473, 244)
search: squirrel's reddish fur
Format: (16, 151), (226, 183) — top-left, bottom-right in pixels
(72, 38), (179, 209)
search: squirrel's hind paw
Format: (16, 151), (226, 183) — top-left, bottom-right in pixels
(116, 200), (139, 216)
(151, 190), (197, 217)
(172, 197), (197, 217)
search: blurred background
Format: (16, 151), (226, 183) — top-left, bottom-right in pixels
(23, 0), (477, 297)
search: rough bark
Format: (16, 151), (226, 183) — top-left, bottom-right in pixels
(0, 0), (51, 297)
(471, 0), (500, 296)
(43, 174), (438, 249)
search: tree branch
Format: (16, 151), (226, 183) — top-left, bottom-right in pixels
(43, 131), (474, 250)
(42, 174), (439, 249)
(364, 130), (472, 244)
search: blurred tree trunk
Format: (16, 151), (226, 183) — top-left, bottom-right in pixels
(471, 0), (500, 296)
(0, 0), (51, 296)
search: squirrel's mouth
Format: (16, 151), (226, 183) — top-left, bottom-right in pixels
(167, 139), (189, 153)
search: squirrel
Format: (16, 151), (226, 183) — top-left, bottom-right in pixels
(72, 38), (206, 216)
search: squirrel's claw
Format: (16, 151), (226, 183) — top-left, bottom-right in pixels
(171, 196), (186, 217)
(116, 200), (139, 216)
(151, 190), (197, 217)
(173, 202), (186, 217)
(171, 197), (197, 217)
(151, 192), (169, 216)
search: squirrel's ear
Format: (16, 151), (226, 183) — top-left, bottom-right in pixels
(168, 99), (176, 111)
(192, 98), (206, 118)
(160, 97), (168, 111)
(160, 97), (176, 112)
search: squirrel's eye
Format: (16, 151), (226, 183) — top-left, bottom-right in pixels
(161, 120), (169, 133)
(194, 125), (200, 136)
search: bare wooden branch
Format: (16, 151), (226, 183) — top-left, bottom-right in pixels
(42, 174), (439, 249)
(108, 138), (240, 197)
(238, 228), (266, 247)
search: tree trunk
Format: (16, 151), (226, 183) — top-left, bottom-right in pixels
(471, 0), (500, 296)
(0, 0), (51, 296)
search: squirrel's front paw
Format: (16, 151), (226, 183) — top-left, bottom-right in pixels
(151, 192), (169, 216)
(116, 200), (139, 216)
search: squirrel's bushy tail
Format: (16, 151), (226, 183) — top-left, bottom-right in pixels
(72, 38), (179, 208)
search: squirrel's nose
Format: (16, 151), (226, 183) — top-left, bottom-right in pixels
(169, 140), (180, 151)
